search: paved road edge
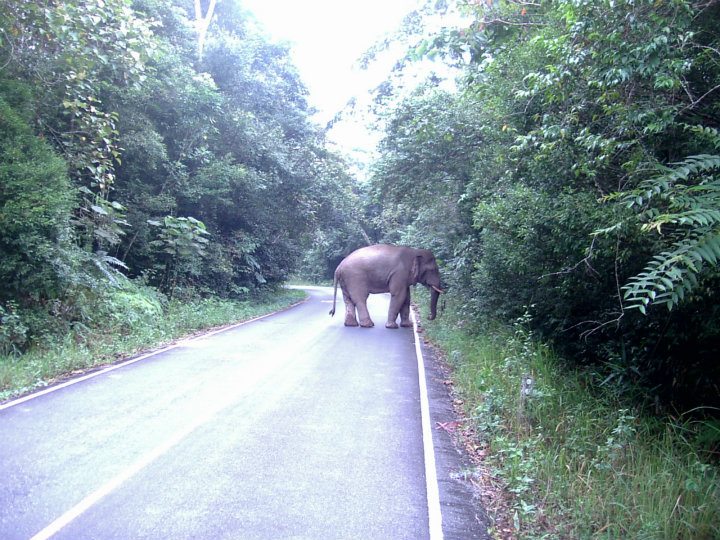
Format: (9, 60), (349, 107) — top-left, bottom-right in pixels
(0, 297), (309, 412)
(412, 309), (445, 540)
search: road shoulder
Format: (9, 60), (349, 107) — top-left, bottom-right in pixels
(415, 319), (491, 540)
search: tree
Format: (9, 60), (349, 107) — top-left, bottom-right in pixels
(0, 84), (76, 302)
(368, 0), (720, 406)
(194, 0), (217, 58)
(0, 0), (358, 346)
(1, 0), (156, 257)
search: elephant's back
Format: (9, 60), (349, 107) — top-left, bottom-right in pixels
(337, 245), (406, 285)
(343, 244), (404, 263)
(340, 245), (392, 270)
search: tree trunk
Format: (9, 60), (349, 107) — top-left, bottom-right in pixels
(194, 0), (217, 59)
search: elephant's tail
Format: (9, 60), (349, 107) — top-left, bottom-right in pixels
(329, 272), (338, 317)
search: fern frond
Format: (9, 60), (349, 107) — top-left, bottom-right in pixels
(624, 154), (720, 209)
(623, 229), (720, 312)
(642, 207), (720, 232)
(91, 250), (128, 285)
(683, 124), (720, 150)
(613, 148), (720, 312)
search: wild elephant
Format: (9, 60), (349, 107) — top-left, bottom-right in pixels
(329, 244), (443, 329)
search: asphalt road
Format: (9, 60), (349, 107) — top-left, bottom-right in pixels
(0, 287), (487, 539)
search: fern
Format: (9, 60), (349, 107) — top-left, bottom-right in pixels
(622, 231), (720, 313)
(619, 148), (720, 312)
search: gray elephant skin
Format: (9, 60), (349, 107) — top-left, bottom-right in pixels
(329, 244), (443, 329)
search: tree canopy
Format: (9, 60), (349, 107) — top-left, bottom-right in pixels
(0, 0), (360, 345)
(2, 0), (719, 408)
(366, 0), (720, 408)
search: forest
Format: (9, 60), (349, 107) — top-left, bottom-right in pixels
(0, 0), (362, 361)
(1, 0), (719, 537)
(366, 0), (720, 412)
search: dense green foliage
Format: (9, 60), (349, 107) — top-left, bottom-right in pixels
(0, 85), (76, 308)
(364, 3), (720, 535)
(2, 0), (719, 535)
(369, 0), (720, 410)
(427, 309), (719, 538)
(0, 0), (357, 352)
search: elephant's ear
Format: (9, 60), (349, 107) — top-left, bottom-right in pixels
(410, 255), (421, 285)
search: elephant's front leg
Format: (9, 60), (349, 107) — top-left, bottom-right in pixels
(399, 288), (412, 328)
(386, 287), (410, 329)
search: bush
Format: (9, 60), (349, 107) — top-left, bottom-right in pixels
(0, 86), (79, 303)
(425, 306), (720, 538)
(0, 302), (28, 356)
(470, 186), (622, 342)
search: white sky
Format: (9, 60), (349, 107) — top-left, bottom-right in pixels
(241, 0), (418, 123)
(239, 1), (465, 179)
(240, 0), (422, 165)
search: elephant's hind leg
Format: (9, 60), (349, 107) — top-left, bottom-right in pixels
(342, 290), (359, 326)
(355, 294), (374, 328)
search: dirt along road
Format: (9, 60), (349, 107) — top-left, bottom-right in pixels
(0, 287), (487, 539)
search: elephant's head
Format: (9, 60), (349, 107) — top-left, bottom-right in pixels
(412, 250), (443, 320)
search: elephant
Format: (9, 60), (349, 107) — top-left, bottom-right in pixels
(328, 244), (443, 329)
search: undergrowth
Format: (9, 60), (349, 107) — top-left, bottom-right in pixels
(426, 307), (720, 539)
(0, 285), (305, 402)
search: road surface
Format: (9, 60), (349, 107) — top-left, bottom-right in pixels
(0, 287), (487, 539)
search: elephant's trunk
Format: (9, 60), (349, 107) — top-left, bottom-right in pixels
(428, 287), (440, 320)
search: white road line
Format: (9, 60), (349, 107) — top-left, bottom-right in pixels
(10, 293), (441, 539)
(29, 402), (225, 540)
(0, 300), (306, 412)
(412, 309), (444, 540)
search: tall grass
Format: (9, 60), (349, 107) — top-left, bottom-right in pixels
(0, 288), (306, 402)
(426, 311), (720, 539)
